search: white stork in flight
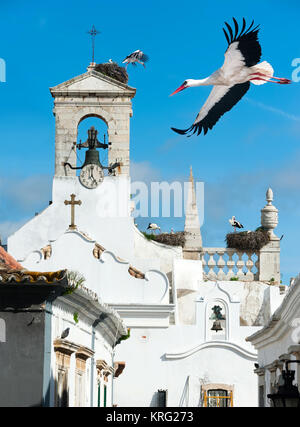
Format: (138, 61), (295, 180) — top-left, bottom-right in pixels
(122, 50), (149, 69)
(170, 18), (291, 136)
(229, 216), (244, 232)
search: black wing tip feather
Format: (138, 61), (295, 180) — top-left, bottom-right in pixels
(223, 28), (230, 44)
(171, 123), (208, 137)
(171, 127), (191, 135)
(223, 17), (260, 45)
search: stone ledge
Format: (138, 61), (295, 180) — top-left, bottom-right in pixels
(75, 346), (95, 360)
(53, 339), (80, 355)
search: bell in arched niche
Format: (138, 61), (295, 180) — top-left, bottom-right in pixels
(210, 305), (226, 333)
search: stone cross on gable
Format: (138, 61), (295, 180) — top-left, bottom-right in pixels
(64, 194), (82, 230)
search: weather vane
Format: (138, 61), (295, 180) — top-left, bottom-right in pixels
(87, 25), (100, 63)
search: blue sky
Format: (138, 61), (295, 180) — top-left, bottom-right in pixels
(0, 0), (299, 282)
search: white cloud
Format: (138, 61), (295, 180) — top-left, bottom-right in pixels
(130, 161), (161, 183)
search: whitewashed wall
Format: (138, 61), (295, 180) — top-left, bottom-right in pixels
(114, 326), (258, 407)
(113, 281), (284, 407)
(18, 228), (169, 306)
(8, 176), (134, 263)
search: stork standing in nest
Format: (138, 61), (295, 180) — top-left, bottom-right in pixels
(122, 50), (149, 69)
(147, 223), (161, 234)
(170, 18), (291, 136)
(229, 216), (244, 232)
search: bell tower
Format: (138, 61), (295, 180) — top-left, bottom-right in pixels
(50, 64), (136, 177)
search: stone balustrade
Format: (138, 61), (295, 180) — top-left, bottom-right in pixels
(201, 188), (281, 284)
(202, 247), (259, 281)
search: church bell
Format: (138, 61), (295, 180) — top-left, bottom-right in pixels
(78, 126), (110, 169)
(211, 320), (223, 332)
(82, 127), (101, 168)
(82, 145), (101, 168)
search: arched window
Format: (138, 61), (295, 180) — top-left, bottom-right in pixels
(0, 318), (6, 342)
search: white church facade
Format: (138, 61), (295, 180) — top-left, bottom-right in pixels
(6, 63), (289, 407)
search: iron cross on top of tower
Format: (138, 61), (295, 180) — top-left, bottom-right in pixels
(87, 25), (100, 64)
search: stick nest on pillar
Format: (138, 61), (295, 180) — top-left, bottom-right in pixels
(143, 231), (186, 247)
(226, 228), (270, 251)
(94, 62), (129, 84)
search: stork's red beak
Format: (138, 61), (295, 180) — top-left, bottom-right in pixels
(170, 84), (186, 96)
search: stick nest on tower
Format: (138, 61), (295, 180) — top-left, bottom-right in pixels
(143, 232), (186, 247)
(94, 62), (129, 84)
(226, 228), (270, 252)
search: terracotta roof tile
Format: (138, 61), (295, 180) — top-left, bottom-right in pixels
(0, 246), (24, 271)
(0, 269), (67, 284)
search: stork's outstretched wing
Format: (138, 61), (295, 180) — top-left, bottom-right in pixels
(223, 18), (261, 69)
(138, 52), (149, 63)
(171, 82), (250, 136)
(123, 50), (149, 63)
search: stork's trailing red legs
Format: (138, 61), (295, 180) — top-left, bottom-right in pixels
(250, 72), (291, 84)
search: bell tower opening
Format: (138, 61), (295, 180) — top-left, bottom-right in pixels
(76, 116), (109, 175)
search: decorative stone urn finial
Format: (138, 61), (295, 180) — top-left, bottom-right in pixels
(266, 187), (273, 205)
(261, 187), (278, 238)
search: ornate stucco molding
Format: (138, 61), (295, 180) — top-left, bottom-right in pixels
(254, 367), (265, 376)
(96, 359), (108, 373)
(114, 362), (126, 378)
(165, 340), (257, 361)
(288, 345), (300, 358)
(96, 359), (114, 381)
(75, 346), (94, 372)
(53, 339), (81, 355)
(53, 339), (81, 369)
(41, 244), (52, 260)
(201, 383), (234, 393)
(76, 346), (95, 361)
(93, 243), (145, 279)
(93, 243), (105, 259)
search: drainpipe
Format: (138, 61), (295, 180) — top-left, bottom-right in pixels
(111, 316), (122, 407)
(90, 325), (96, 407)
(42, 301), (53, 407)
(111, 348), (115, 406)
(91, 313), (106, 407)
